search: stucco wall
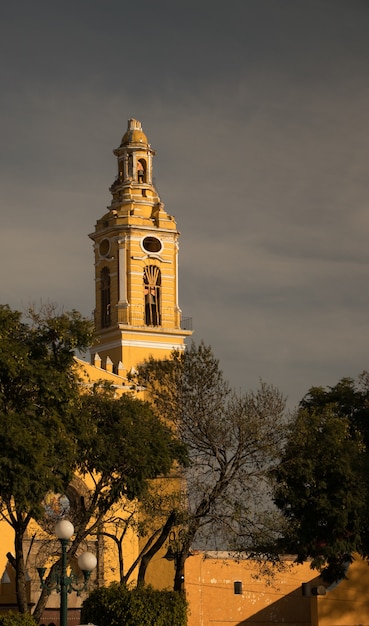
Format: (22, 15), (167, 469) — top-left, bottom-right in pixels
(185, 552), (314, 626)
(184, 552), (369, 626)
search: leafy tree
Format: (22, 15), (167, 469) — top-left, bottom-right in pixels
(135, 341), (287, 590)
(0, 304), (187, 617)
(273, 375), (369, 582)
(0, 304), (93, 613)
(33, 383), (187, 621)
(77, 384), (186, 504)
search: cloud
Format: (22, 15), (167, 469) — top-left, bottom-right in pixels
(1, 0), (369, 408)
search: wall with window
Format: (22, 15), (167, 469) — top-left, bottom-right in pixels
(184, 552), (369, 626)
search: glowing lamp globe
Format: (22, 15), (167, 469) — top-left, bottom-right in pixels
(55, 520), (74, 540)
(78, 552), (97, 573)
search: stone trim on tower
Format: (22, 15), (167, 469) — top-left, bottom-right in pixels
(89, 119), (192, 373)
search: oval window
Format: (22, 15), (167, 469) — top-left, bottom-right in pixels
(142, 236), (162, 253)
(99, 239), (110, 257)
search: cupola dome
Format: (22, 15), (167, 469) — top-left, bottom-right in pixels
(120, 118), (148, 146)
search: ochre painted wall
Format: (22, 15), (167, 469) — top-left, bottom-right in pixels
(185, 553), (313, 626)
(313, 556), (369, 626)
(184, 552), (369, 626)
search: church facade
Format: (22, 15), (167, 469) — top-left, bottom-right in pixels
(0, 119), (192, 621)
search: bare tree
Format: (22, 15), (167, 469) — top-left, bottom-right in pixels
(136, 342), (288, 591)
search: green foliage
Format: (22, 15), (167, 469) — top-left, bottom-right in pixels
(77, 385), (188, 507)
(0, 303), (93, 613)
(0, 613), (36, 626)
(32, 381), (187, 619)
(81, 583), (187, 626)
(300, 374), (369, 447)
(273, 374), (369, 581)
(0, 304), (94, 519)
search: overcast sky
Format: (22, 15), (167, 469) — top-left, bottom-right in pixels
(1, 0), (369, 408)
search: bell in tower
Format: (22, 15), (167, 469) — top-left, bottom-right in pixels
(89, 119), (192, 376)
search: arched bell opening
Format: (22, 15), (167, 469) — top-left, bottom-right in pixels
(144, 265), (161, 326)
(137, 158), (147, 183)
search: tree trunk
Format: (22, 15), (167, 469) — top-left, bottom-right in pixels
(173, 521), (201, 592)
(14, 525), (29, 613)
(32, 559), (58, 622)
(136, 511), (176, 587)
(173, 551), (186, 593)
(173, 539), (193, 593)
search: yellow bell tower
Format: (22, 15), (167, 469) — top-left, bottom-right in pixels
(89, 119), (192, 375)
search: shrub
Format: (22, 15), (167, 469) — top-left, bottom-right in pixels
(0, 614), (36, 626)
(81, 583), (187, 626)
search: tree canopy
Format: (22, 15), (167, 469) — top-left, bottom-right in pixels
(273, 374), (369, 582)
(77, 385), (187, 506)
(0, 304), (94, 612)
(0, 303), (94, 518)
(0, 304), (187, 615)
(136, 341), (287, 590)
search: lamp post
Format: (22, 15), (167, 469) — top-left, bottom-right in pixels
(163, 530), (186, 592)
(37, 520), (97, 626)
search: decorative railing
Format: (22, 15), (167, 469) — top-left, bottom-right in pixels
(180, 317), (192, 331)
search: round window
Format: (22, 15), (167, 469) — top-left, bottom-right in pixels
(142, 236), (162, 253)
(99, 239), (110, 257)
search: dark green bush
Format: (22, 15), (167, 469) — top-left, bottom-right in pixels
(0, 614), (36, 626)
(81, 583), (187, 626)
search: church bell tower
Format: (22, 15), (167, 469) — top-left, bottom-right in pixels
(89, 119), (192, 375)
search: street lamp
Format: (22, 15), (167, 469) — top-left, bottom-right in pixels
(163, 530), (187, 592)
(37, 520), (97, 626)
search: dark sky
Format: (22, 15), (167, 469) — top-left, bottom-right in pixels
(2, 0), (369, 407)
